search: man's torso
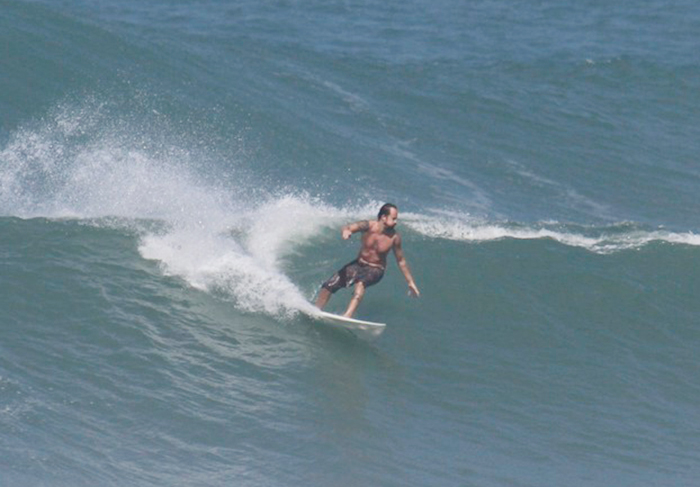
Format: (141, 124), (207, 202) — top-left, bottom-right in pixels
(358, 221), (396, 268)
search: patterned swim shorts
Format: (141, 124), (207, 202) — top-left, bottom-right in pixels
(321, 259), (385, 293)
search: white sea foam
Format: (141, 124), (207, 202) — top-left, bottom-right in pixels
(138, 195), (377, 318)
(405, 213), (700, 254)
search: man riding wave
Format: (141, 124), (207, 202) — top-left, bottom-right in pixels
(315, 203), (420, 318)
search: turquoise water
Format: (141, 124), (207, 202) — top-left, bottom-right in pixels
(2, 1), (700, 485)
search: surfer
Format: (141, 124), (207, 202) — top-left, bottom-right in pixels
(315, 203), (420, 318)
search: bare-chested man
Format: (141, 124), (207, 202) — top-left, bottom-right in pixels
(315, 203), (420, 318)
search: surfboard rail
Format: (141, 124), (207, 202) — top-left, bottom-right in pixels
(309, 309), (386, 340)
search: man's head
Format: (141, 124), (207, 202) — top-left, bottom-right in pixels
(378, 203), (398, 229)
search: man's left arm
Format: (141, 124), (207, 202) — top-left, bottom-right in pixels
(393, 234), (420, 297)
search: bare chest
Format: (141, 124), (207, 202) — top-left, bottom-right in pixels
(362, 231), (395, 255)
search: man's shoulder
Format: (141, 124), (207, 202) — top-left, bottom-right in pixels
(368, 220), (382, 231)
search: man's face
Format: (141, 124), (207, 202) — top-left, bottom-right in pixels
(382, 208), (398, 229)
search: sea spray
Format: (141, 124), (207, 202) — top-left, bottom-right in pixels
(0, 98), (385, 317)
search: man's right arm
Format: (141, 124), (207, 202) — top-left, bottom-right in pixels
(341, 220), (370, 240)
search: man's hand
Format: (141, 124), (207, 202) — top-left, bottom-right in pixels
(342, 227), (352, 240)
(408, 282), (420, 298)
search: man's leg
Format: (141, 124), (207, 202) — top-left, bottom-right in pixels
(343, 282), (365, 318)
(315, 287), (332, 310)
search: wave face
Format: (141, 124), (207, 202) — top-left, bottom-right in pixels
(2, 0), (700, 486)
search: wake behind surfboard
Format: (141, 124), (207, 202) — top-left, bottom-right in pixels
(308, 309), (386, 340)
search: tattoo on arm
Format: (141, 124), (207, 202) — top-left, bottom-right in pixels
(357, 221), (370, 232)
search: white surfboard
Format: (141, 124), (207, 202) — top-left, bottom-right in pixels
(311, 310), (386, 340)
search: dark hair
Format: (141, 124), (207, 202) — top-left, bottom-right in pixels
(377, 203), (397, 220)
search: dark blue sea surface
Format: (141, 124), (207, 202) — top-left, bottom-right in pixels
(2, 1), (700, 485)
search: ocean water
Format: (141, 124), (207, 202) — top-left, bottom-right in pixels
(2, 0), (700, 485)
